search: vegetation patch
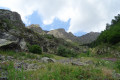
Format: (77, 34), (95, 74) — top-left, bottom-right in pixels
(28, 44), (42, 54)
(57, 45), (77, 57)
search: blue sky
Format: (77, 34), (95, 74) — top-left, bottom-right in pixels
(29, 11), (87, 36)
(0, 0), (120, 36)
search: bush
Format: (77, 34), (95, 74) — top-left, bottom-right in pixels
(28, 45), (42, 54)
(57, 45), (77, 57)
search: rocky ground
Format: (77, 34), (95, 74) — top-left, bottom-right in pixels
(0, 53), (120, 80)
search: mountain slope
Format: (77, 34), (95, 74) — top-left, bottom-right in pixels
(90, 14), (120, 56)
(78, 32), (100, 45)
(94, 14), (120, 45)
(48, 28), (100, 44)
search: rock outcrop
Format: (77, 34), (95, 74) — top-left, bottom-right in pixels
(0, 9), (27, 51)
(27, 24), (46, 35)
(48, 28), (78, 42)
(41, 57), (56, 63)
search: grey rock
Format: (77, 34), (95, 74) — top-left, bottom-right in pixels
(0, 32), (17, 41)
(6, 56), (14, 60)
(0, 77), (8, 80)
(114, 73), (120, 79)
(0, 38), (27, 51)
(1, 71), (8, 77)
(27, 64), (37, 70)
(48, 28), (77, 42)
(0, 9), (25, 28)
(41, 57), (56, 63)
(27, 24), (46, 35)
(57, 58), (73, 64)
(72, 62), (87, 66)
(0, 55), (5, 61)
(14, 62), (44, 70)
(14, 62), (28, 70)
(19, 38), (28, 51)
(0, 39), (14, 47)
(27, 64), (41, 70)
(85, 60), (94, 65)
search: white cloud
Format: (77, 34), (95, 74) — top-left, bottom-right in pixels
(0, 0), (120, 33)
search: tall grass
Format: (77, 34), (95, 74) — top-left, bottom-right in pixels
(5, 62), (115, 80)
(0, 50), (37, 59)
(7, 62), (25, 80)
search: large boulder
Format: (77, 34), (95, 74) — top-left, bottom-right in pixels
(0, 38), (27, 51)
(0, 39), (14, 47)
(19, 38), (28, 51)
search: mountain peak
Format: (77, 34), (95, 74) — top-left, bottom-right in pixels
(28, 24), (40, 28)
(27, 24), (45, 35)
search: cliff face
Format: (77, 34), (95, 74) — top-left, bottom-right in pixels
(0, 9), (25, 30)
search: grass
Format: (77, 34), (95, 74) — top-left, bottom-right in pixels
(0, 50), (65, 60)
(0, 50), (120, 80)
(0, 50), (38, 59)
(3, 62), (116, 80)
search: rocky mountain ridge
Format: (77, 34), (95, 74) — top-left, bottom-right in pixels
(29, 25), (100, 44)
(47, 28), (78, 42)
(47, 29), (100, 44)
(78, 32), (100, 44)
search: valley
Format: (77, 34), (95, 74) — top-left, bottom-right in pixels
(0, 9), (120, 80)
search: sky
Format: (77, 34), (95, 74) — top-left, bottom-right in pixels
(0, 0), (120, 36)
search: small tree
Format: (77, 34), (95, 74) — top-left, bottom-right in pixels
(28, 45), (42, 54)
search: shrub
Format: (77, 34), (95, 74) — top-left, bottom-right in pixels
(44, 34), (54, 39)
(28, 45), (42, 54)
(57, 45), (77, 57)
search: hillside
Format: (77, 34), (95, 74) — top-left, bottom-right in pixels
(90, 14), (120, 56)
(0, 9), (120, 80)
(0, 9), (81, 54)
(94, 14), (120, 45)
(78, 32), (100, 44)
